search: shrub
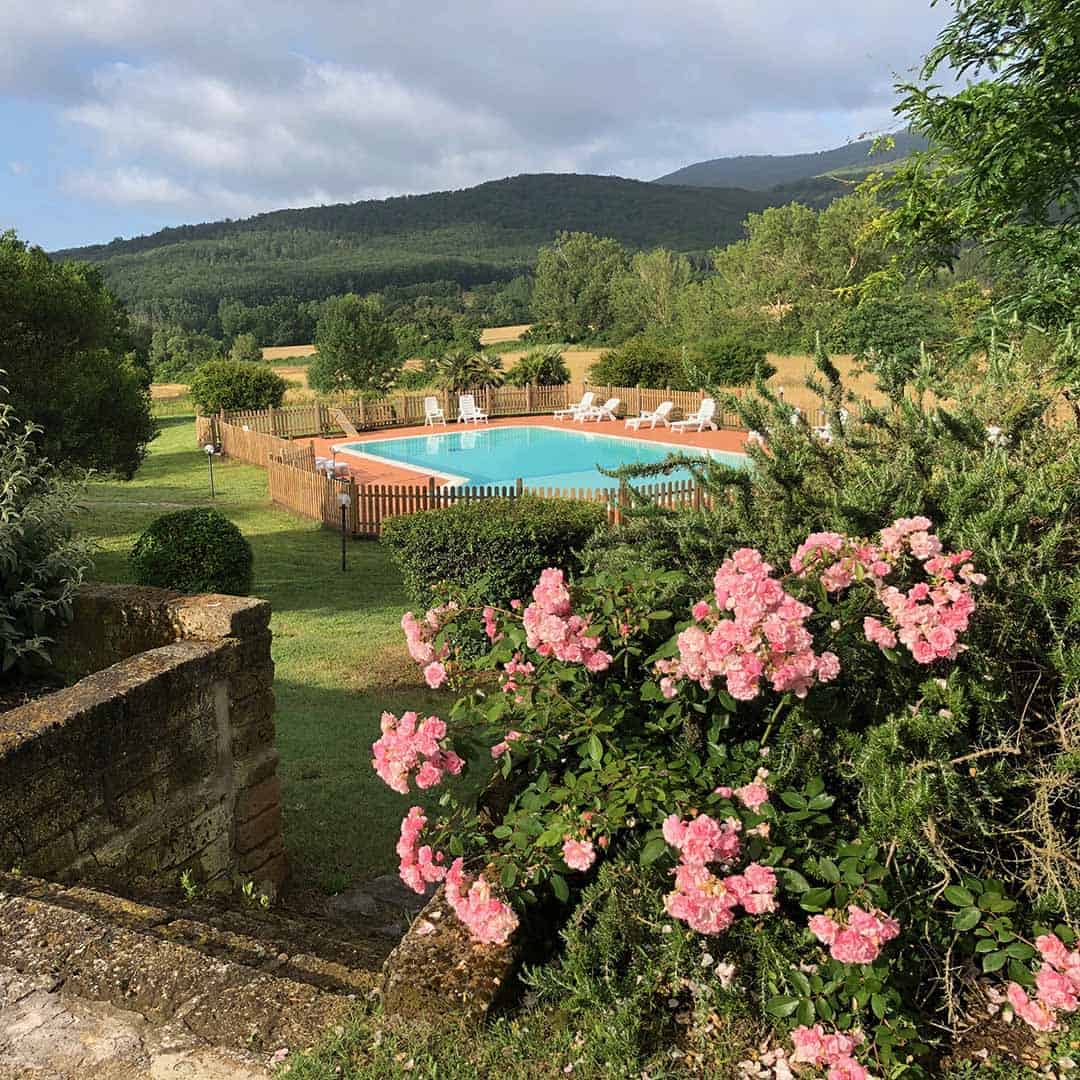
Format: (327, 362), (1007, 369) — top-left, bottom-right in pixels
(434, 349), (504, 391)
(188, 360), (286, 414)
(130, 508), (253, 595)
(367, 336), (1080, 1076)
(381, 496), (604, 612)
(588, 334), (679, 388)
(505, 347), (570, 386)
(685, 328), (775, 386)
(0, 395), (92, 675)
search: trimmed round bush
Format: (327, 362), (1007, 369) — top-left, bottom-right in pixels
(381, 496), (605, 611)
(188, 359), (286, 414)
(130, 508), (254, 596)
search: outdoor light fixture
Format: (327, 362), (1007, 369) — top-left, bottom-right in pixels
(337, 489), (351, 572)
(204, 443), (217, 498)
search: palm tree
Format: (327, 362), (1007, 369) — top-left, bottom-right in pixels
(435, 349), (505, 391)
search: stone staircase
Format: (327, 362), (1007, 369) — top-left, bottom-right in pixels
(0, 872), (411, 1078)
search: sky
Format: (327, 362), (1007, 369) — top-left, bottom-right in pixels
(0, 1), (951, 251)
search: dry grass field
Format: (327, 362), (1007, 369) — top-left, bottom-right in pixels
(151, 325), (886, 415)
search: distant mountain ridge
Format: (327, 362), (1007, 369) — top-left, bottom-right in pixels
(654, 131), (926, 190)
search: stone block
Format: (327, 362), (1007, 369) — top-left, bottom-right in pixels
(234, 805), (282, 855)
(234, 776), (280, 824)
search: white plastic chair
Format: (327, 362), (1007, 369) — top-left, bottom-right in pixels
(457, 394), (489, 424)
(424, 396), (446, 426)
(671, 398), (718, 433)
(577, 397), (620, 422)
(554, 391), (594, 421)
(625, 401), (674, 430)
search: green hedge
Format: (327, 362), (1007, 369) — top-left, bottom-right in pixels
(188, 359), (286, 414)
(381, 496), (606, 610)
(130, 508), (254, 596)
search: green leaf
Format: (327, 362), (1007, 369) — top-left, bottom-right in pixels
(975, 938), (998, 953)
(586, 734), (603, 764)
(789, 970), (811, 996)
(500, 862), (517, 889)
(1005, 942), (1035, 960)
(818, 858), (841, 884)
(765, 995), (801, 1018)
(953, 907), (982, 931)
(982, 951), (1008, 973)
(800, 887), (832, 912)
(943, 885), (975, 907)
(640, 837), (669, 865)
(782, 869), (812, 894)
(780, 791), (807, 810)
(796, 999), (814, 1026)
(871, 993), (887, 1020)
(550, 874), (570, 903)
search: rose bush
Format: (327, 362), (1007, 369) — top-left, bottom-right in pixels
(361, 503), (1080, 1076)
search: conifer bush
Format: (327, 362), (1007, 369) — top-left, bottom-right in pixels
(130, 507), (253, 596)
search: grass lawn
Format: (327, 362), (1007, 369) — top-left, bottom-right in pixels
(78, 413), (448, 893)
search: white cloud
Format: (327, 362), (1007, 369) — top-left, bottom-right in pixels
(1, 0), (952, 229)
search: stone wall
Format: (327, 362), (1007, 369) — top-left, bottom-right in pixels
(0, 586), (286, 893)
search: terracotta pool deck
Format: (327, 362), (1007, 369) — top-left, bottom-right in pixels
(307, 416), (750, 488)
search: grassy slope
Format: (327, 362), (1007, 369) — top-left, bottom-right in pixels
(78, 414), (447, 892)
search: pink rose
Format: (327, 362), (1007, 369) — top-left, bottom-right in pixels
(423, 661), (447, 688)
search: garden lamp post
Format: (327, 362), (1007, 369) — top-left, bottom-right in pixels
(337, 489), (351, 572)
(204, 444), (217, 498)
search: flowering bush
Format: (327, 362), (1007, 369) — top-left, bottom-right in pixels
(362, 500), (1080, 1076)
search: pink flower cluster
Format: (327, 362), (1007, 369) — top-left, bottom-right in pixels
(402, 604), (458, 688)
(733, 767), (771, 812)
(791, 531), (890, 592)
(371, 711), (464, 794)
(808, 906), (900, 965)
(522, 568), (612, 672)
(1007, 933), (1080, 1032)
(490, 729), (523, 759)
(662, 813), (777, 934)
(873, 547), (981, 664)
(444, 858), (519, 945)
(396, 806), (447, 894)
(790, 1025), (869, 1080)
(562, 836), (597, 871)
(658, 549), (840, 700)
(501, 653), (535, 694)
(482, 606), (502, 642)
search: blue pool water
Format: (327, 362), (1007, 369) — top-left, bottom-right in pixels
(336, 425), (745, 490)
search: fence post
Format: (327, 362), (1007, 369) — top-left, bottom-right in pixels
(318, 401), (328, 436)
(515, 477), (524, 499)
(526, 383), (534, 413)
(358, 397), (367, 428)
(428, 476), (436, 509)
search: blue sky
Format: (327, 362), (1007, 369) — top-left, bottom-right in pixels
(0, 1), (951, 251)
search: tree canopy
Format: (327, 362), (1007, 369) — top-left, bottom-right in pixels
(309, 294), (400, 395)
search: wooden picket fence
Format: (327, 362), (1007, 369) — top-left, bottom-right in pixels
(265, 454), (704, 538)
(197, 380), (798, 448)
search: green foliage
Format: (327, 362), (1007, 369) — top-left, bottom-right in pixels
(884, 0), (1080, 326)
(589, 334), (680, 388)
(685, 327), (775, 387)
(129, 507), (253, 595)
(532, 231), (630, 341)
(0, 231), (156, 478)
(0, 395), (92, 675)
(228, 332), (263, 364)
(610, 248), (694, 340)
(149, 326), (224, 380)
(310, 294), (400, 394)
(381, 496), (605, 612)
(188, 360), (287, 414)
(505, 346), (570, 386)
(434, 349), (504, 391)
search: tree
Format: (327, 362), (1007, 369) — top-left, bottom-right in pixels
(505, 347), (570, 386)
(188, 360), (287, 413)
(148, 326), (223, 380)
(531, 232), (630, 341)
(309, 294), (400, 394)
(228, 332), (264, 364)
(884, 0), (1080, 325)
(0, 231), (156, 478)
(435, 350), (504, 392)
(610, 248), (694, 341)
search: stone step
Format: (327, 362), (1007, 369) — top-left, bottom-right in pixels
(0, 873), (384, 1071)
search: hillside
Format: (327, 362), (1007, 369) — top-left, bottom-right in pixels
(654, 131), (926, 189)
(52, 174), (803, 326)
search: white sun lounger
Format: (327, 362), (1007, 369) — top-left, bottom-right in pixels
(577, 397), (620, 422)
(424, 396), (446, 426)
(813, 408), (849, 442)
(457, 394), (488, 423)
(553, 391), (594, 421)
(625, 401), (674, 430)
(671, 398), (718, 433)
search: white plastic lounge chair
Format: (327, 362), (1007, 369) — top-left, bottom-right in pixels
(457, 394), (489, 424)
(671, 398), (718, 433)
(424, 396), (446, 426)
(553, 391), (594, 421)
(625, 401), (674, 430)
(577, 397), (620, 422)
(812, 408), (848, 442)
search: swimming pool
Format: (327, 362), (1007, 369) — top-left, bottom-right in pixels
(334, 425), (746, 490)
